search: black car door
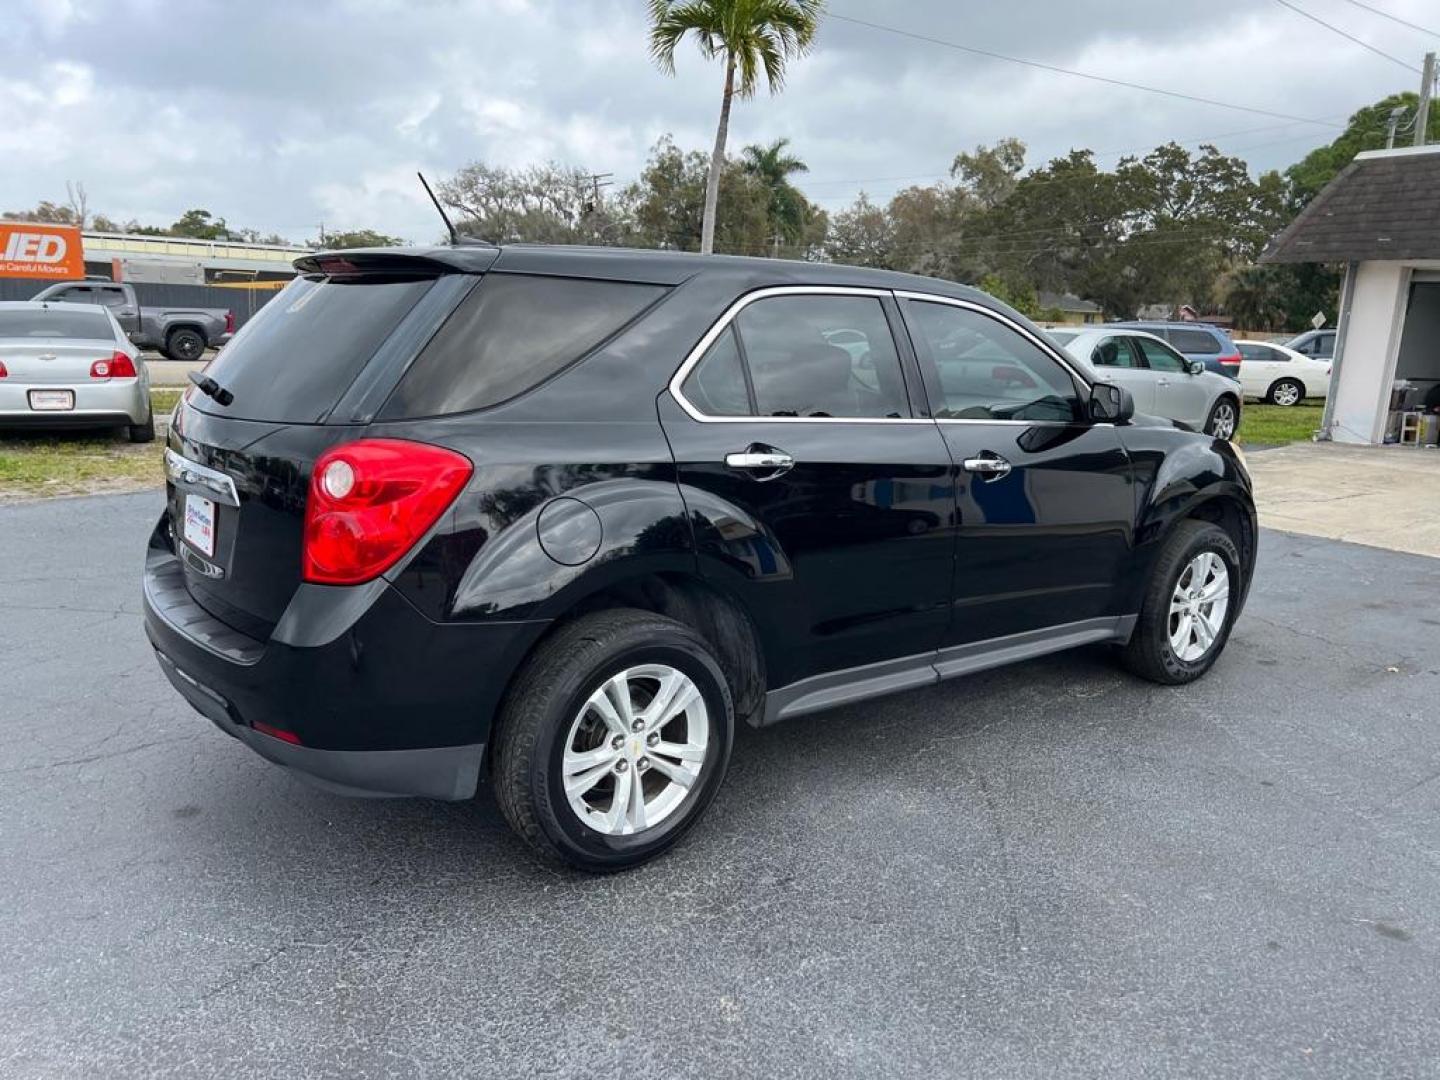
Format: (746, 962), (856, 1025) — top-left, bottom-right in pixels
(659, 287), (956, 691)
(896, 293), (1136, 653)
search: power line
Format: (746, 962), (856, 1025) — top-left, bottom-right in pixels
(1335, 0), (1440, 40)
(827, 11), (1345, 128)
(1271, 0), (1422, 72)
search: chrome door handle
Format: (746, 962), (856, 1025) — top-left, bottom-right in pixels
(725, 450), (793, 469)
(962, 455), (1012, 482)
(724, 447), (794, 477)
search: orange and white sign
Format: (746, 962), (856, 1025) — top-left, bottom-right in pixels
(0, 223), (85, 280)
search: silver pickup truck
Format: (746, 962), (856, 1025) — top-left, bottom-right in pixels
(30, 281), (233, 362)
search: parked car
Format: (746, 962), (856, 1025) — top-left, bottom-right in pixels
(1282, 328), (1336, 362)
(144, 245), (1257, 871)
(0, 300), (153, 441)
(1047, 328), (1243, 439)
(1234, 340), (1330, 405)
(30, 280), (234, 362)
(1107, 320), (1243, 378)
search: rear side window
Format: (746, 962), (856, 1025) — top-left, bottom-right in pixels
(681, 294), (911, 419)
(1167, 328), (1222, 354)
(0, 309), (114, 340)
(1090, 337), (1137, 368)
(681, 325), (751, 416)
(200, 275), (434, 423)
(382, 274), (666, 418)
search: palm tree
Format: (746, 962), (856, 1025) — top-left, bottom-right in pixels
(648, 0), (823, 255)
(740, 137), (810, 247)
(1221, 265), (1287, 333)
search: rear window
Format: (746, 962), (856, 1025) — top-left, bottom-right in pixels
(380, 274), (666, 418)
(0, 309), (113, 340)
(1166, 328), (1222, 354)
(198, 275), (434, 423)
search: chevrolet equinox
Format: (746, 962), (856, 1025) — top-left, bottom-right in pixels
(144, 244), (1256, 871)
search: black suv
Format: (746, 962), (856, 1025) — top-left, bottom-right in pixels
(144, 245), (1256, 871)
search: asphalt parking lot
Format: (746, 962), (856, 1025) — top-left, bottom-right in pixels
(3, 492), (1438, 1079)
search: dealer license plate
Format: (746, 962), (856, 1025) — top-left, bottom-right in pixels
(28, 389), (74, 411)
(183, 495), (216, 558)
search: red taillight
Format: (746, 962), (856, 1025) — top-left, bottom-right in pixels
(225, 310), (236, 334)
(1218, 353), (1242, 368)
(302, 439), (473, 585)
(252, 721), (302, 745)
(90, 351), (137, 379)
(0, 361), (7, 378)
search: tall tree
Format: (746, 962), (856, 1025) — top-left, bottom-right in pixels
(740, 137), (810, 246)
(648, 0), (823, 255)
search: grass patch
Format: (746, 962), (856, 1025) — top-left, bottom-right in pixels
(1238, 402), (1323, 446)
(0, 431), (163, 502)
(151, 388), (182, 418)
(0, 388), (182, 501)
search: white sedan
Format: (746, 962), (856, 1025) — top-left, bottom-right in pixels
(1234, 340), (1330, 406)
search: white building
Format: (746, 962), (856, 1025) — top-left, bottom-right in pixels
(1262, 145), (1440, 445)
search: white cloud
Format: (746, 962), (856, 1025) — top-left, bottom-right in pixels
(1, 0), (1434, 243)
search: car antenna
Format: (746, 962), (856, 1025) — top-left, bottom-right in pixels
(417, 171), (493, 248)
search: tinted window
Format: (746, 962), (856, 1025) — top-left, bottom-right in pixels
(682, 326), (750, 416)
(94, 287), (128, 307)
(907, 301), (1081, 422)
(1239, 343), (1285, 363)
(384, 274), (665, 418)
(0, 309), (114, 340)
(1090, 337), (1137, 368)
(734, 295), (909, 418)
(1167, 328), (1222, 354)
(1132, 336), (1185, 372)
(51, 286), (96, 304)
(200, 274), (434, 423)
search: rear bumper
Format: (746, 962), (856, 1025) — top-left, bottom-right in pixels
(153, 648), (484, 799)
(0, 379), (149, 426)
(142, 518), (548, 799)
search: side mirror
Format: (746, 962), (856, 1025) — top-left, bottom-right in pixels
(1090, 381), (1134, 424)
(1186, 359), (1206, 376)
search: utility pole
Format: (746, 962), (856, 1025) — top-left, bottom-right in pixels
(1416, 52), (1436, 148)
(585, 173), (614, 213)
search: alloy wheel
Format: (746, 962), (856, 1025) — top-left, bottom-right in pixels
(1272, 382), (1301, 406)
(1210, 402), (1237, 440)
(561, 664), (709, 835)
(1168, 552), (1230, 662)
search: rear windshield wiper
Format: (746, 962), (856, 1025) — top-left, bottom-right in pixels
(187, 370), (235, 406)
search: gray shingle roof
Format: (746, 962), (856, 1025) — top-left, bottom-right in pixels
(1261, 145), (1440, 264)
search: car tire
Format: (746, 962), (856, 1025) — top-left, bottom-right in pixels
(1203, 396), (1239, 440)
(127, 412), (156, 443)
(166, 328), (206, 363)
(1119, 520), (1241, 686)
(492, 608), (734, 872)
(1266, 379), (1304, 407)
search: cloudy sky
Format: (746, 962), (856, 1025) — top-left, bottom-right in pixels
(4, 0), (1436, 244)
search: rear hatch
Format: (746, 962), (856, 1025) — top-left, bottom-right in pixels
(165, 252), (485, 639)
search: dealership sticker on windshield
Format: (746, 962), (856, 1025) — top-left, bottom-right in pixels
(184, 495), (216, 558)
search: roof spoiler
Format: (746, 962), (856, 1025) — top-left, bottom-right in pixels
(292, 246), (500, 276)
